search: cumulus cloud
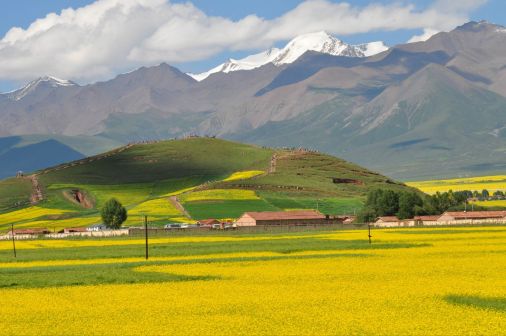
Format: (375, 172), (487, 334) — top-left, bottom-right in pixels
(0, 0), (487, 83)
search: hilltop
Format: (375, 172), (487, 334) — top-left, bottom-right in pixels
(0, 138), (413, 230)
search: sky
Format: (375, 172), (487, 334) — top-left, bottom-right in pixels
(0, 0), (505, 92)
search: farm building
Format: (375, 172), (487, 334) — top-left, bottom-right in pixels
(235, 210), (341, 226)
(438, 211), (506, 224)
(9, 228), (51, 236)
(374, 216), (400, 227)
(413, 215), (441, 225)
(198, 219), (221, 226)
(62, 227), (88, 233)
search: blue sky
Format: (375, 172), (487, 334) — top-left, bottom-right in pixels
(0, 0), (505, 92)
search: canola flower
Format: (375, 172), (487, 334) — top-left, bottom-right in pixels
(222, 170), (264, 182)
(0, 227), (505, 335)
(12, 216), (101, 231)
(128, 198), (182, 217)
(180, 189), (259, 202)
(407, 175), (506, 194)
(472, 199), (506, 208)
(0, 206), (71, 226)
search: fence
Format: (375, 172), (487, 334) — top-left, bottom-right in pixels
(128, 223), (370, 237)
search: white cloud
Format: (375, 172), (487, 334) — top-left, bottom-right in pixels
(0, 0), (487, 83)
(407, 28), (440, 43)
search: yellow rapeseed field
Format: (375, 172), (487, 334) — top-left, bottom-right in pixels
(128, 198), (182, 216)
(407, 175), (506, 194)
(222, 170), (264, 182)
(0, 227), (505, 335)
(180, 189), (259, 202)
(0, 206), (71, 226)
(472, 199), (506, 208)
(14, 216), (101, 231)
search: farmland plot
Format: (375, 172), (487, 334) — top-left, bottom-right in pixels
(0, 226), (505, 335)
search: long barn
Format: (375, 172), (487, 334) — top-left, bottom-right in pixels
(235, 210), (336, 226)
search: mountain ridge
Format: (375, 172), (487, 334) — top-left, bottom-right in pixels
(1, 21), (506, 180)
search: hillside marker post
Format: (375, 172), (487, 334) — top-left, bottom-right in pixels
(368, 224), (372, 245)
(144, 215), (149, 260)
(11, 224), (16, 258)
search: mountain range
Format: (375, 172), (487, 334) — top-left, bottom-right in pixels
(1, 21), (506, 180)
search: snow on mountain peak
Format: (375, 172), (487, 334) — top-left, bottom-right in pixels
(355, 41), (389, 57)
(188, 31), (388, 81)
(6, 76), (77, 101)
(188, 48), (282, 81)
(273, 31), (346, 65)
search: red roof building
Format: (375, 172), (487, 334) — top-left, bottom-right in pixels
(235, 210), (329, 226)
(375, 216), (400, 223)
(438, 211), (506, 221)
(10, 228), (51, 235)
(198, 219), (221, 226)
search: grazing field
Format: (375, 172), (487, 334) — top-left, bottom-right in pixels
(0, 226), (505, 335)
(407, 175), (506, 194)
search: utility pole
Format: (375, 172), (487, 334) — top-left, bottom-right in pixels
(144, 215), (149, 260)
(11, 223), (16, 258)
(368, 224), (372, 245)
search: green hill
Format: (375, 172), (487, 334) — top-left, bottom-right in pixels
(0, 138), (413, 230)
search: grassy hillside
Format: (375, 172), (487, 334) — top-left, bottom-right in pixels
(0, 138), (413, 230)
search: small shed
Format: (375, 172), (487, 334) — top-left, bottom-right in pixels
(87, 223), (108, 232)
(374, 216), (400, 227)
(198, 219), (221, 226)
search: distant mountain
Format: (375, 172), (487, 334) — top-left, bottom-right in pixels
(2, 21), (506, 180)
(7, 76), (77, 101)
(188, 31), (388, 81)
(0, 137), (85, 179)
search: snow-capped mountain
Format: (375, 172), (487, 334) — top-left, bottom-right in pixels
(189, 31), (388, 81)
(6, 76), (77, 101)
(189, 48), (282, 81)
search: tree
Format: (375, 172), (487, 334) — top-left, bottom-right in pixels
(493, 190), (505, 199)
(101, 198), (127, 229)
(357, 207), (377, 223)
(397, 192), (423, 219)
(482, 189), (490, 199)
(364, 189), (399, 217)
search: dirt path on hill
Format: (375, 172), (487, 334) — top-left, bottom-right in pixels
(168, 196), (192, 220)
(269, 154), (277, 173)
(28, 174), (43, 204)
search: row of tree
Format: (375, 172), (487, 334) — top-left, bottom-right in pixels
(357, 189), (480, 222)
